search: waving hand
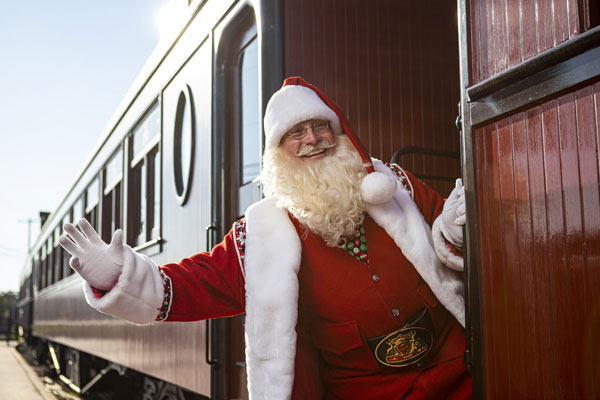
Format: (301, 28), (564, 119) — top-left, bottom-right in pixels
(59, 219), (125, 291)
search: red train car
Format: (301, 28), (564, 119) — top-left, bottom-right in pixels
(17, 0), (599, 399)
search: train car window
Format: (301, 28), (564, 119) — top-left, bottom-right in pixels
(40, 246), (46, 290)
(131, 158), (147, 246)
(62, 213), (74, 277)
(239, 37), (260, 184)
(53, 225), (60, 247)
(20, 264), (32, 298)
(34, 256), (40, 291)
(86, 176), (100, 230)
(54, 225), (63, 282)
(102, 148), (123, 243)
(151, 150), (161, 240)
(70, 198), (84, 277)
(105, 147), (123, 190)
(132, 102), (160, 161)
(47, 237), (54, 286)
(129, 102), (161, 247)
(173, 86), (194, 205)
(72, 197), (84, 225)
(235, 33), (261, 217)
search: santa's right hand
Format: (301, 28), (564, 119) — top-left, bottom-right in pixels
(59, 219), (125, 291)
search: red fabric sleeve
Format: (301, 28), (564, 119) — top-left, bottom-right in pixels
(403, 170), (445, 226)
(159, 228), (246, 322)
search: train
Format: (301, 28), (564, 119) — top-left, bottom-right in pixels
(17, 0), (600, 399)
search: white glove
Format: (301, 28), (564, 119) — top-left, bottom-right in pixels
(58, 219), (125, 291)
(439, 178), (466, 247)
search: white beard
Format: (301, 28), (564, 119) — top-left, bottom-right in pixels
(260, 135), (367, 246)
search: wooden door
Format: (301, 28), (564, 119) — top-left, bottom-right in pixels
(458, 1), (600, 398)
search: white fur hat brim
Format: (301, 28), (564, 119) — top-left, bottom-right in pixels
(264, 85), (342, 148)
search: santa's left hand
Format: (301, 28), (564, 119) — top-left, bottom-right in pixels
(439, 178), (466, 247)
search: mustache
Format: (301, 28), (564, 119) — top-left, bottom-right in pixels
(296, 141), (336, 157)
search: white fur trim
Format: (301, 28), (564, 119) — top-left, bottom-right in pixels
(366, 160), (465, 327)
(432, 217), (464, 271)
(264, 85), (342, 148)
(360, 171), (397, 204)
(82, 245), (164, 325)
(244, 198), (302, 400)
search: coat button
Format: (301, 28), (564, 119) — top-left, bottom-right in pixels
(371, 274), (380, 283)
(392, 308), (400, 317)
(417, 361), (424, 368)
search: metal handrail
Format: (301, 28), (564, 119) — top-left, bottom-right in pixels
(390, 146), (459, 182)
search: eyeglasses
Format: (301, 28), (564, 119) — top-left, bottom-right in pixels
(284, 121), (330, 140)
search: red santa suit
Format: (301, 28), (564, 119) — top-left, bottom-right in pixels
(80, 78), (469, 399)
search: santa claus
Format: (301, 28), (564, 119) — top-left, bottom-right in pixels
(60, 77), (470, 399)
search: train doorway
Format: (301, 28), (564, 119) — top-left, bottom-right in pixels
(213, 3), (267, 399)
(214, 1), (462, 398)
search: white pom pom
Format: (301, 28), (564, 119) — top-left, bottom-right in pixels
(360, 171), (397, 204)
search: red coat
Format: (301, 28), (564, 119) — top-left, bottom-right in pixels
(159, 169), (471, 399)
(292, 213), (469, 399)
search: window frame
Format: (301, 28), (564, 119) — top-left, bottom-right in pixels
(237, 35), (260, 186)
(85, 175), (101, 231)
(53, 225), (63, 283)
(102, 146), (124, 244)
(47, 237), (54, 286)
(216, 10), (260, 223)
(173, 84), (195, 205)
(62, 210), (74, 277)
(40, 246), (46, 290)
(126, 100), (163, 252)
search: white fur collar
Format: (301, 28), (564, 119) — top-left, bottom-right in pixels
(244, 198), (302, 400)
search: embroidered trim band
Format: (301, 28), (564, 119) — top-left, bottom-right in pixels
(233, 217), (247, 279)
(388, 163), (414, 197)
(155, 269), (173, 321)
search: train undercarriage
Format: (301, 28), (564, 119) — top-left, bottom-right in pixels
(19, 337), (207, 400)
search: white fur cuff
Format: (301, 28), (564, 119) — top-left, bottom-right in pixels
(82, 245), (164, 325)
(432, 217), (464, 272)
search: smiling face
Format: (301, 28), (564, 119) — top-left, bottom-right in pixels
(280, 119), (336, 162)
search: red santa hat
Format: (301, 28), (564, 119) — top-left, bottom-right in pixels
(264, 77), (397, 204)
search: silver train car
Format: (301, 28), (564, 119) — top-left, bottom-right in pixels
(17, 0), (462, 398)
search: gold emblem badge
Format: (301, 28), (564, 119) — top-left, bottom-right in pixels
(373, 327), (433, 367)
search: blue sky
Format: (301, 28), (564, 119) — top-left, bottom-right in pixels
(0, 1), (168, 292)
